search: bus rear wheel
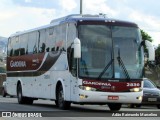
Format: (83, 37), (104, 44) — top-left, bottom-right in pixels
(17, 84), (33, 104)
(108, 103), (122, 111)
(2, 88), (7, 97)
(157, 104), (160, 109)
(57, 84), (71, 110)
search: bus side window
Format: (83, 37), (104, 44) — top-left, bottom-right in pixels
(10, 49), (13, 56)
(67, 23), (77, 76)
(12, 36), (20, 56)
(28, 31), (38, 54)
(46, 28), (55, 52)
(19, 34), (28, 55)
(38, 29), (46, 53)
(68, 47), (77, 76)
(8, 38), (13, 57)
(54, 24), (66, 52)
(41, 43), (46, 53)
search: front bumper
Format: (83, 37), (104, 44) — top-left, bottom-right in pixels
(75, 90), (143, 104)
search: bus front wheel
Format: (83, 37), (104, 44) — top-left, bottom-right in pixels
(57, 84), (71, 110)
(108, 103), (122, 111)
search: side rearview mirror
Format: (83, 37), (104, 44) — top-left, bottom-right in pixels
(145, 40), (155, 61)
(74, 38), (81, 58)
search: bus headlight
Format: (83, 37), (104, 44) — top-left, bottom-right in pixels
(130, 88), (142, 92)
(79, 85), (97, 91)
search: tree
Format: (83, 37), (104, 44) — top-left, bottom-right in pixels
(140, 30), (153, 53)
(156, 45), (160, 55)
(141, 30), (153, 42)
(141, 30), (160, 65)
(155, 45), (160, 65)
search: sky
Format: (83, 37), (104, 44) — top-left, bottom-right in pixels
(0, 0), (160, 45)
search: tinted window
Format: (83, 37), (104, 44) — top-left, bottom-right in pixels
(55, 24), (66, 51)
(12, 36), (20, 56)
(67, 23), (76, 48)
(19, 34), (28, 55)
(144, 79), (156, 88)
(38, 29), (46, 53)
(67, 23), (77, 75)
(7, 38), (12, 56)
(28, 32), (38, 54)
(78, 25), (112, 78)
(46, 27), (55, 52)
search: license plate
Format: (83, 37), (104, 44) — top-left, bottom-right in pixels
(148, 98), (157, 102)
(108, 96), (119, 100)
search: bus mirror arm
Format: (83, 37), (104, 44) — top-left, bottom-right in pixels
(74, 38), (81, 58)
(141, 40), (155, 61)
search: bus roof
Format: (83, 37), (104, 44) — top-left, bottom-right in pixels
(9, 14), (138, 37)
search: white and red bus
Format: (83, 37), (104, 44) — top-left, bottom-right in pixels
(6, 14), (155, 111)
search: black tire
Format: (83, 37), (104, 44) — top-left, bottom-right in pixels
(157, 104), (160, 109)
(55, 100), (58, 107)
(17, 84), (25, 104)
(57, 84), (71, 110)
(108, 103), (122, 111)
(24, 97), (34, 104)
(135, 104), (141, 108)
(129, 104), (141, 108)
(17, 84), (33, 104)
(2, 88), (7, 97)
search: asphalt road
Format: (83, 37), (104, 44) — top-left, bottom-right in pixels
(0, 95), (160, 120)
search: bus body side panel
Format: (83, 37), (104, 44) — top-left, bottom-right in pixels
(6, 51), (70, 100)
(50, 52), (71, 100)
(6, 77), (17, 96)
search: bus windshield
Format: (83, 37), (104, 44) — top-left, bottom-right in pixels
(78, 24), (143, 79)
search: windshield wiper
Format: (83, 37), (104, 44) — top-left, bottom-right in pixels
(117, 48), (130, 80)
(98, 59), (114, 80)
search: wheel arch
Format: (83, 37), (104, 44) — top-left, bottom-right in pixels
(55, 79), (66, 100)
(16, 80), (22, 94)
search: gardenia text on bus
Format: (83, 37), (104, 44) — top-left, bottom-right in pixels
(10, 60), (26, 68)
